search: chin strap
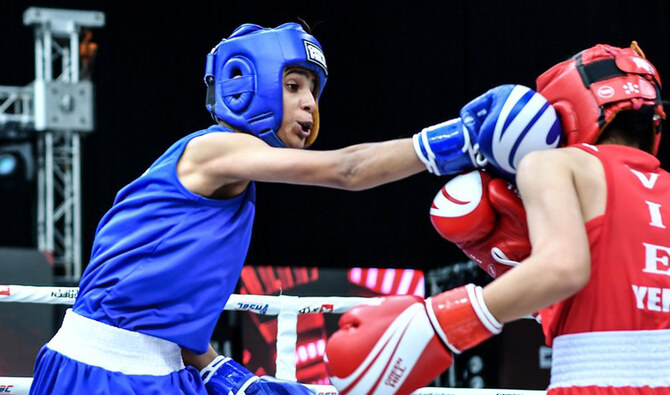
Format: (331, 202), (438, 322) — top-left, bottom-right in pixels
(259, 130), (286, 148)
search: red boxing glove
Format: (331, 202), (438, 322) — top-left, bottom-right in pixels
(430, 170), (530, 278)
(324, 284), (502, 395)
(325, 296), (452, 395)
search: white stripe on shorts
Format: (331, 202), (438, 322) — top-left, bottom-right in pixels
(549, 329), (670, 389)
(47, 309), (185, 375)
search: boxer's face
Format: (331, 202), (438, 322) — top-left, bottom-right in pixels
(276, 67), (318, 149)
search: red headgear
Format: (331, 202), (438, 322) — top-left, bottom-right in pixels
(536, 42), (665, 154)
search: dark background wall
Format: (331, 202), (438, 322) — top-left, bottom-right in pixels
(1, 0), (669, 273)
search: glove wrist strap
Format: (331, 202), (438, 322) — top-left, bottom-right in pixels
(200, 355), (228, 384)
(426, 283), (502, 353)
(413, 118), (483, 175)
(199, 355), (257, 394)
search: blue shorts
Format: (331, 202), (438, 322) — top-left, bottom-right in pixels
(29, 309), (208, 395)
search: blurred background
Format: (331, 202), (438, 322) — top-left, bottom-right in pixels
(0, 0), (668, 390)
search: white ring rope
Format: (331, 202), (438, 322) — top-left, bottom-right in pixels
(306, 385), (544, 395)
(0, 285), (546, 395)
(0, 377), (32, 394)
(0, 285), (79, 305)
(0, 378), (545, 395)
(0, 285), (384, 312)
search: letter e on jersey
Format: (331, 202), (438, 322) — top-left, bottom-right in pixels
(643, 242), (670, 276)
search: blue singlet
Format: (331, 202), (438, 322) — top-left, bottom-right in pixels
(73, 125), (256, 353)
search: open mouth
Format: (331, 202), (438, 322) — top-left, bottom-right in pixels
(298, 121), (313, 136)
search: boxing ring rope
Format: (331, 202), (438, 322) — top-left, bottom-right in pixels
(0, 285), (545, 395)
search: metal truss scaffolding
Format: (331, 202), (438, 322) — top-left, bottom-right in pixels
(0, 8), (105, 281)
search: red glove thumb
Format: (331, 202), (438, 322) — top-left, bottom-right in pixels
(488, 178), (527, 228)
(483, 178), (530, 271)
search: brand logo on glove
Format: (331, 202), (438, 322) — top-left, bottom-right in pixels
(597, 85), (615, 99)
(384, 358), (407, 388)
(487, 263), (497, 278)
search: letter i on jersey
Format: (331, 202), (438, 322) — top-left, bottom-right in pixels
(629, 168), (665, 228)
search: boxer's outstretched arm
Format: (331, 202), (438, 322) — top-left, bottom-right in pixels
(178, 132), (424, 193)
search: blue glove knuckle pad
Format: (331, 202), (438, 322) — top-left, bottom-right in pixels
(460, 87), (500, 132)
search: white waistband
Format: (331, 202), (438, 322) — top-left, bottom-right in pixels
(550, 329), (670, 389)
(47, 309), (185, 376)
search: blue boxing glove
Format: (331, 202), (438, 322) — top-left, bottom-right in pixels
(413, 84), (562, 179)
(471, 84), (562, 181)
(200, 356), (315, 395)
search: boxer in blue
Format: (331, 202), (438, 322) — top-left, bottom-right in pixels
(29, 22), (559, 395)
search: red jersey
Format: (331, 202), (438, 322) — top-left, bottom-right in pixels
(540, 144), (670, 394)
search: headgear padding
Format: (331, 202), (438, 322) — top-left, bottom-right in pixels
(204, 23), (328, 148)
(536, 42), (665, 155)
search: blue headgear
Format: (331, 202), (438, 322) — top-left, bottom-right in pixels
(204, 23), (328, 148)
